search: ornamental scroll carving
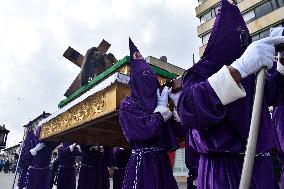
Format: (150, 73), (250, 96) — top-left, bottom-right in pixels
(41, 93), (107, 138)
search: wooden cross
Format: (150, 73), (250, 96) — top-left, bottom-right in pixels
(63, 39), (116, 97)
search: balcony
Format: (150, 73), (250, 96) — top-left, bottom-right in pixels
(196, 0), (220, 17)
(197, 18), (216, 37)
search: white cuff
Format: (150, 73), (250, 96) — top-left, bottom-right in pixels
(30, 149), (37, 156)
(208, 66), (246, 105)
(277, 62), (284, 75)
(154, 106), (172, 122)
(34, 143), (45, 151)
(69, 143), (77, 152)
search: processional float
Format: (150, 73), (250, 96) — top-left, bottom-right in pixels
(39, 39), (184, 148)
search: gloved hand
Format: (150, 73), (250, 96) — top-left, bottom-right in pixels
(157, 86), (171, 107)
(173, 108), (181, 122)
(69, 143), (77, 152)
(169, 91), (181, 107)
(231, 36), (284, 78)
(30, 143), (46, 156)
(90, 145), (99, 151)
(154, 106), (172, 122)
(270, 27), (284, 37)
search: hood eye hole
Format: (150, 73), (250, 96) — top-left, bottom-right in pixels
(143, 70), (149, 75)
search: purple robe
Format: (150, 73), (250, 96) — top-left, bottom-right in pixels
(120, 97), (179, 189)
(77, 146), (111, 189)
(119, 38), (179, 189)
(56, 145), (80, 189)
(273, 106), (284, 188)
(112, 148), (131, 189)
(177, 0), (284, 188)
(17, 125), (37, 189)
(26, 142), (58, 189)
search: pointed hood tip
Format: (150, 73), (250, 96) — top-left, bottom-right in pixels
(129, 37), (139, 55)
(188, 0), (251, 78)
(128, 38), (159, 112)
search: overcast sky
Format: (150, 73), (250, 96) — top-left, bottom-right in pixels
(0, 0), (201, 148)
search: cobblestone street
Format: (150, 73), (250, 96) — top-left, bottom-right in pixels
(0, 172), (187, 189)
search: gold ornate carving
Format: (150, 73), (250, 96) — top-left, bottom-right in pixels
(41, 68), (172, 140)
(41, 92), (108, 139)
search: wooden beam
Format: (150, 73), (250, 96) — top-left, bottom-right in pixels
(64, 74), (81, 97)
(63, 46), (84, 67)
(97, 39), (111, 54)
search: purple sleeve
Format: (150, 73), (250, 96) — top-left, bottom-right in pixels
(265, 71), (284, 106)
(177, 73), (226, 130)
(19, 148), (33, 168)
(119, 102), (164, 142)
(185, 132), (199, 169)
(19, 139), (37, 167)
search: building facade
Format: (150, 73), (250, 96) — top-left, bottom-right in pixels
(2, 144), (20, 162)
(196, 0), (284, 56)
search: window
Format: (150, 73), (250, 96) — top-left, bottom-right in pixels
(271, 0), (279, 9)
(259, 29), (270, 39)
(173, 148), (188, 176)
(254, 1), (273, 18)
(278, 0), (284, 7)
(202, 32), (211, 45)
(198, 0), (206, 5)
(252, 34), (260, 42)
(200, 11), (213, 24)
(242, 10), (255, 23)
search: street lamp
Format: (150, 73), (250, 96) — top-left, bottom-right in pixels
(0, 124), (10, 149)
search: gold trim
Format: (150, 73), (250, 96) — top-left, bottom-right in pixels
(41, 85), (118, 139)
(41, 73), (171, 140)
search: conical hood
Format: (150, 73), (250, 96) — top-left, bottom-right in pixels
(187, 0), (251, 79)
(181, 0), (275, 154)
(129, 38), (160, 112)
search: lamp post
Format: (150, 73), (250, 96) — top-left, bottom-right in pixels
(0, 124), (10, 149)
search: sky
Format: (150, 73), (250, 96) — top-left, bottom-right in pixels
(0, 0), (201, 148)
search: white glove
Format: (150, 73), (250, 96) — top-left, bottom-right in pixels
(30, 143), (45, 156)
(157, 86), (171, 107)
(69, 143), (77, 152)
(90, 145), (99, 151)
(173, 108), (181, 122)
(100, 146), (104, 152)
(270, 27), (284, 58)
(270, 27), (284, 38)
(231, 36), (284, 78)
(169, 91), (181, 107)
(154, 106), (172, 122)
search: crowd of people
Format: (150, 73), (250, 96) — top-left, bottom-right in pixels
(0, 158), (17, 173)
(14, 0), (284, 188)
